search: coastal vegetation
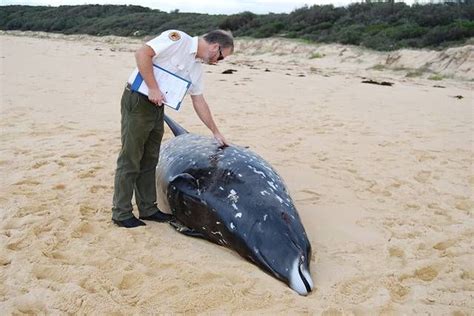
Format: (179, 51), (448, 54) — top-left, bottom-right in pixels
(0, 2), (472, 51)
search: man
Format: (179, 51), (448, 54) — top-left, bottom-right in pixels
(112, 29), (234, 228)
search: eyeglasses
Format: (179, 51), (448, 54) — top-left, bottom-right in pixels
(217, 46), (224, 61)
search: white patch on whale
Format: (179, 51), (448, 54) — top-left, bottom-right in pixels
(289, 258), (313, 296)
(235, 212), (242, 218)
(247, 165), (266, 178)
(211, 231), (223, 237)
(275, 195), (284, 203)
(227, 189), (239, 203)
(267, 181), (277, 190)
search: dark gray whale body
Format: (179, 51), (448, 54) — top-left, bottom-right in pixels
(156, 115), (313, 295)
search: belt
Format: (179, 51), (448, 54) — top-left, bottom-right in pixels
(125, 83), (147, 98)
(125, 83), (164, 107)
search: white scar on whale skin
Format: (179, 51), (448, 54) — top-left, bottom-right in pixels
(227, 190), (239, 203)
(275, 195), (284, 203)
(235, 212), (242, 218)
(267, 181), (277, 190)
(289, 258), (313, 296)
(211, 231), (223, 238)
(247, 165), (266, 178)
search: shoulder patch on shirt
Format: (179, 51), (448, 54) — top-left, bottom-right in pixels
(169, 32), (181, 41)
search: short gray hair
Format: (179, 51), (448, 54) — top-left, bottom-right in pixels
(203, 30), (234, 53)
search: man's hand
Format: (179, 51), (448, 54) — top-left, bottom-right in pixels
(148, 88), (166, 106)
(214, 131), (229, 147)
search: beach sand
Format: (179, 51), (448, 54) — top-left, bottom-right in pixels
(0, 31), (473, 314)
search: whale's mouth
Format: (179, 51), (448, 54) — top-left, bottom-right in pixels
(289, 257), (313, 296)
(299, 261), (313, 293)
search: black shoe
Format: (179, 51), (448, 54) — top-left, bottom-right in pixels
(113, 216), (146, 228)
(140, 210), (174, 222)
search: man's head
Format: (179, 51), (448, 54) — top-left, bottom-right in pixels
(198, 30), (234, 64)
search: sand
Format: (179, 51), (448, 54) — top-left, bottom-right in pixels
(0, 31), (473, 314)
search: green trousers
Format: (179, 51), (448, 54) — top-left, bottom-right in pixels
(112, 86), (164, 221)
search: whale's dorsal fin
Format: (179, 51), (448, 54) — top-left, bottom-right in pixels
(164, 115), (188, 136)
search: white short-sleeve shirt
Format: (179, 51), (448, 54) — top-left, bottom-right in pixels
(129, 30), (204, 96)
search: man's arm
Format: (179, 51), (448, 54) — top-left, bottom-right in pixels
(191, 94), (228, 147)
(135, 45), (165, 106)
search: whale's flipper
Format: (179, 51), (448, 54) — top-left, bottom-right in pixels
(164, 115), (188, 136)
(169, 220), (205, 238)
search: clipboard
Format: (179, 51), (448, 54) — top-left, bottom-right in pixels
(128, 64), (192, 111)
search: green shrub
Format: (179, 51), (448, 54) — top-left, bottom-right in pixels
(1, 2), (472, 51)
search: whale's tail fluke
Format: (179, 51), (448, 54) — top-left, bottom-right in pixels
(164, 115), (188, 136)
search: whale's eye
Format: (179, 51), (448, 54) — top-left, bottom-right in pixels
(281, 212), (291, 223)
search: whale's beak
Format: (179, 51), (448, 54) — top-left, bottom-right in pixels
(289, 257), (313, 296)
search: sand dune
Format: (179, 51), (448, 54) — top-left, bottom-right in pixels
(0, 31), (473, 314)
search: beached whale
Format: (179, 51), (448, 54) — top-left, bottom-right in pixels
(156, 115), (313, 295)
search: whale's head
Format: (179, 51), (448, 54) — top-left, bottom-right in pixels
(248, 207), (313, 296)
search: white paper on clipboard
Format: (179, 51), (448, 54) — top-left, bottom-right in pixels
(127, 64), (191, 111)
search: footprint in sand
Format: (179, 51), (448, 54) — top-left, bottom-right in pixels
(433, 239), (457, 251)
(14, 179), (41, 186)
(0, 254), (11, 266)
(454, 198), (473, 212)
(54, 160), (66, 167)
(414, 266), (439, 282)
(118, 272), (146, 290)
(336, 276), (377, 304)
(321, 308), (344, 315)
(90, 185), (109, 193)
(460, 270), (474, 281)
(388, 246), (405, 259)
(295, 189), (321, 202)
(61, 153), (80, 159)
(78, 170), (97, 179)
(384, 277), (410, 302)
(286, 141), (301, 149)
(42, 250), (67, 261)
(32, 265), (69, 283)
(32, 161), (48, 169)
(405, 203), (421, 211)
(14, 149), (31, 155)
(414, 170), (431, 183)
(78, 132), (97, 138)
(79, 205), (97, 217)
(71, 221), (97, 238)
(6, 235), (31, 251)
(414, 151), (437, 162)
